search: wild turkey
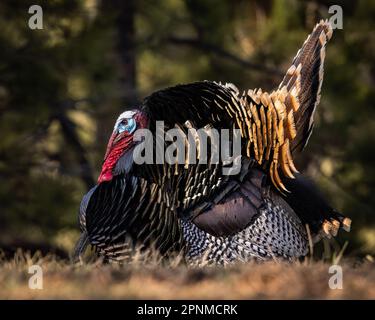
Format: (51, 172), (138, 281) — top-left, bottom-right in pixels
(74, 20), (351, 264)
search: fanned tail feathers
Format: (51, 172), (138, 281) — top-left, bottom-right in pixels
(235, 20), (333, 192)
(278, 19), (333, 152)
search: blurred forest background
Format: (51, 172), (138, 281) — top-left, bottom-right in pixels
(0, 0), (374, 259)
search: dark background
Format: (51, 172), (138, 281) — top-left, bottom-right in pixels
(0, 0), (374, 258)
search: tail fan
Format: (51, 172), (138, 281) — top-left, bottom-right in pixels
(279, 20), (333, 152)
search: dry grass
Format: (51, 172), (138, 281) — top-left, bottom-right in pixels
(1, 250), (374, 299)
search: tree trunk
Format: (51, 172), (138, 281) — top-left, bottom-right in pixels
(95, 0), (139, 167)
(102, 0), (138, 106)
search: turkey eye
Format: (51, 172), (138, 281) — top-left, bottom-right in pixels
(117, 118), (136, 134)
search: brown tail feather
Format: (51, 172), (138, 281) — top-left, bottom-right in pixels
(279, 20), (333, 152)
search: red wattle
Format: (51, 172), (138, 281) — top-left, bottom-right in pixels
(98, 134), (133, 183)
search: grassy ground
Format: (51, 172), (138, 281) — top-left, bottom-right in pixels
(1, 250), (374, 299)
